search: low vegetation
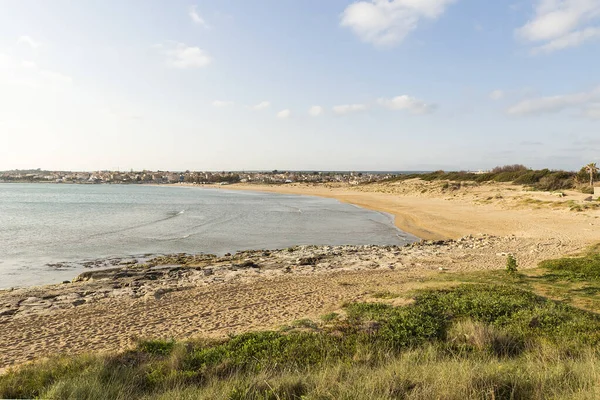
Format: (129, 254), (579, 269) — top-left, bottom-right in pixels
(385, 164), (600, 193)
(540, 246), (600, 282)
(3, 277), (600, 399)
(3, 247), (600, 399)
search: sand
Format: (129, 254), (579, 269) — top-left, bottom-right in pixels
(211, 180), (600, 245)
(1, 179), (598, 371)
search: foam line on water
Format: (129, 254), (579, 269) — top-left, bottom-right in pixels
(88, 210), (186, 238)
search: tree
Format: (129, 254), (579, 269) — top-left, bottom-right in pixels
(585, 163), (599, 187)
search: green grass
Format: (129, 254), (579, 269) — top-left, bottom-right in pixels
(4, 283), (600, 399)
(540, 251), (600, 281)
(380, 166), (598, 193)
(320, 312), (339, 322)
(371, 291), (401, 299)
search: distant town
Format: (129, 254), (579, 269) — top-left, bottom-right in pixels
(0, 169), (409, 185)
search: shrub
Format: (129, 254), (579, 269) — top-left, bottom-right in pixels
(5, 285), (600, 399)
(491, 165), (529, 173)
(506, 255), (518, 275)
(138, 340), (176, 356)
(540, 251), (600, 281)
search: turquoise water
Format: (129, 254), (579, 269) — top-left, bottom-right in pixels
(0, 184), (416, 288)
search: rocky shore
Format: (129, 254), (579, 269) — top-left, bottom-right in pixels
(0, 234), (571, 323)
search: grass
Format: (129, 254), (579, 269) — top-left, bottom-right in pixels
(539, 249), (600, 281)
(371, 291), (401, 299)
(3, 282), (600, 399)
(3, 247), (600, 399)
(380, 166), (599, 193)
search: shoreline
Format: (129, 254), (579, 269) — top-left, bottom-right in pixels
(0, 235), (571, 370)
(173, 183), (447, 240)
(1, 180), (598, 371)
(197, 182), (600, 246)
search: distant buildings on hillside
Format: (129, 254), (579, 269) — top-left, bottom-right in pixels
(0, 170), (399, 185)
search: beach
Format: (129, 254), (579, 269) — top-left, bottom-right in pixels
(211, 180), (600, 245)
(1, 179), (599, 371)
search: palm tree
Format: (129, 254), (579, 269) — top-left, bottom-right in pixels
(585, 163), (599, 187)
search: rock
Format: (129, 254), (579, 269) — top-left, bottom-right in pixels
(297, 256), (321, 266)
(72, 299), (85, 307)
(20, 297), (42, 305)
(236, 260), (259, 269)
(145, 288), (170, 301)
(0, 309), (17, 317)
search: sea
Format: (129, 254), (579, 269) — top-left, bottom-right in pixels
(0, 183), (417, 289)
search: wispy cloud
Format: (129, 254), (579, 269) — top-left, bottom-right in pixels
(157, 42), (212, 69)
(489, 90), (505, 100)
(583, 104), (600, 119)
(277, 109), (291, 119)
(251, 101), (271, 111)
(17, 35), (41, 49)
(189, 5), (209, 28)
(377, 95), (436, 114)
(340, 0), (457, 47)
(520, 141), (544, 146)
(332, 104), (367, 115)
(507, 86), (600, 117)
(212, 100), (234, 107)
(0, 51), (72, 88)
(309, 106), (323, 117)
(516, 0), (600, 54)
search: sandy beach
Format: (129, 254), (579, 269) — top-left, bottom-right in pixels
(1, 180), (598, 371)
(210, 180), (600, 245)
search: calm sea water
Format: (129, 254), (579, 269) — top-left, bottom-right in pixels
(0, 184), (416, 288)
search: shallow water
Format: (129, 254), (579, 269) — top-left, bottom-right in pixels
(0, 183), (416, 288)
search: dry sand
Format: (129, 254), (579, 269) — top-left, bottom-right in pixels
(1, 179), (598, 371)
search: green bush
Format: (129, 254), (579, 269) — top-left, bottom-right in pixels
(506, 255), (518, 275)
(138, 340), (176, 356)
(540, 252), (600, 281)
(4, 285), (600, 399)
(383, 166), (579, 191)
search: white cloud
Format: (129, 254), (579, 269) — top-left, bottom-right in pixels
(212, 100), (234, 107)
(583, 104), (600, 119)
(377, 95), (436, 114)
(507, 86), (600, 116)
(489, 90), (505, 100)
(251, 101), (271, 111)
(332, 104), (367, 115)
(158, 42), (212, 69)
(516, 0), (600, 53)
(309, 106), (323, 116)
(17, 35), (41, 49)
(277, 109), (291, 119)
(340, 0), (457, 47)
(189, 5), (209, 28)
(532, 27), (600, 54)
(0, 52), (72, 88)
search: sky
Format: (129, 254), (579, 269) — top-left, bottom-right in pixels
(0, 0), (599, 172)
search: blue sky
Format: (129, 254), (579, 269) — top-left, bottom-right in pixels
(0, 0), (599, 171)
